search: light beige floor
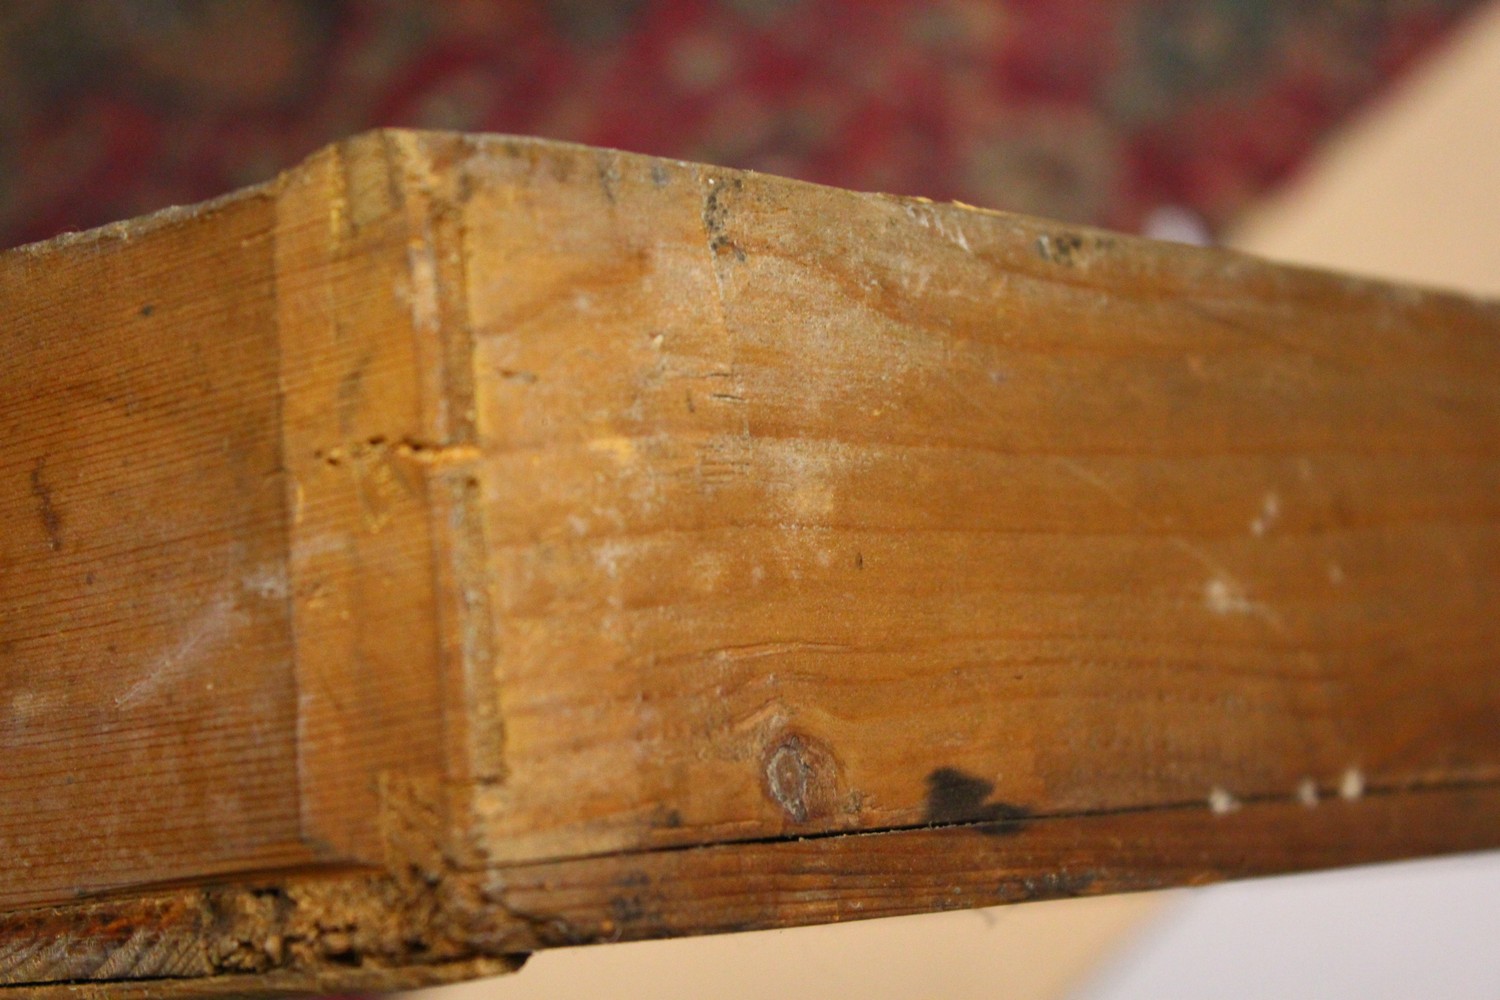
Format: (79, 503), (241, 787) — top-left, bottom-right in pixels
(409, 893), (1165, 1000)
(406, 5), (1500, 995)
(1228, 0), (1500, 296)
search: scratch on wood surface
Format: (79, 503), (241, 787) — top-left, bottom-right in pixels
(695, 169), (751, 439)
(708, 640), (854, 662)
(902, 199), (973, 253)
(1053, 456), (1287, 632)
(114, 592), (238, 709)
(28, 457), (62, 552)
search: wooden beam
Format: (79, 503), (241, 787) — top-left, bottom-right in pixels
(3, 129), (1499, 996)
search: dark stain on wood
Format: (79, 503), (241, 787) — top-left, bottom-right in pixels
(924, 767), (1030, 836)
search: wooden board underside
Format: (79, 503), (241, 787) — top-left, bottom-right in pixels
(2, 129), (1499, 994)
(8, 784), (1500, 998)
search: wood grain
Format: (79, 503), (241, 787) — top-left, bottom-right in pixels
(2, 129), (1498, 995)
(487, 782), (1500, 949)
(0, 186), (318, 908)
(455, 133), (1500, 863)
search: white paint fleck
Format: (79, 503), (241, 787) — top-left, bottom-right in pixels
(593, 539), (631, 587)
(587, 435), (637, 464)
(6, 689), (52, 734)
(1209, 786), (1241, 815)
(1340, 767), (1365, 801)
(9, 690), (37, 717)
(1328, 562), (1346, 585)
(1249, 492), (1281, 537)
(291, 530), (348, 564)
(404, 240), (440, 335)
(771, 440), (843, 523)
(1205, 576), (1257, 616)
(1199, 571), (1286, 630)
(1297, 777), (1319, 808)
(902, 263), (934, 296)
(690, 550), (728, 590)
(241, 565), (288, 600)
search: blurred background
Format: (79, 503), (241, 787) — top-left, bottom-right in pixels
(5, 1), (1498, 998)
(0, 0), (1482, 249)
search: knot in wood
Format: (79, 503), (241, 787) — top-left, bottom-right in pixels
(762, 731), (840, 824)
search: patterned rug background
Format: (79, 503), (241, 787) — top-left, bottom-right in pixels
(0, 0), (1483, 252)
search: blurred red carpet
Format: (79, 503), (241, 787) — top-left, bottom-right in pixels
(0, 0), (1482, 251)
